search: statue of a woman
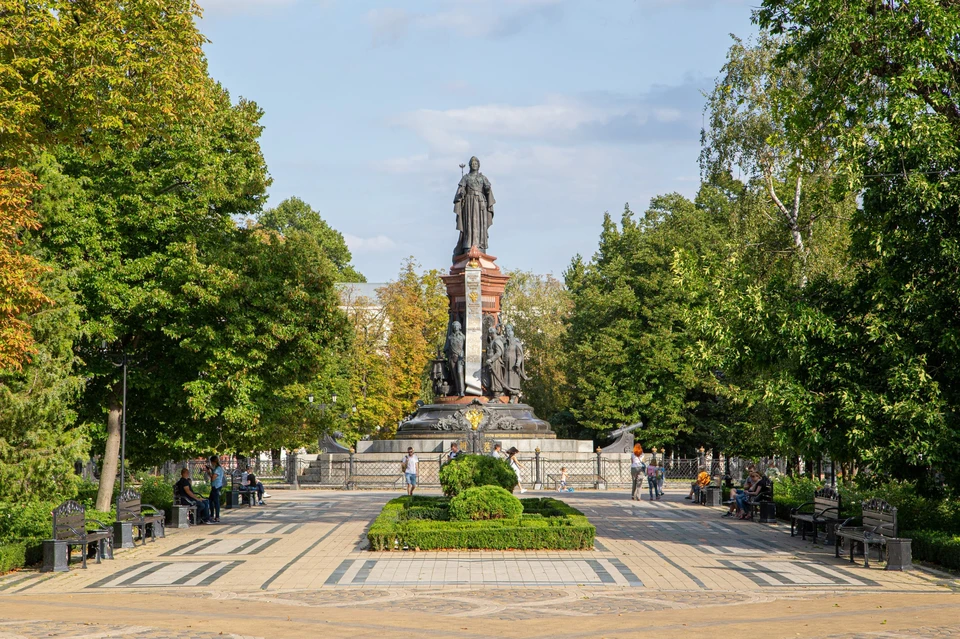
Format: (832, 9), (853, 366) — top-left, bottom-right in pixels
(502, 324), (528, 403)
(485, 326), (505, 399)
(453, 156), (495, 256)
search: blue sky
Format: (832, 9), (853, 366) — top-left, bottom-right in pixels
(198, 0), (757, 282)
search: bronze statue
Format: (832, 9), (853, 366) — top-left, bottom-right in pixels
(444, 321), (466, 396)
(431, 349), (449, 396)
(502, 324), (527, 403)
(484, 326), (505, 399)
(453, 156), (495, 256)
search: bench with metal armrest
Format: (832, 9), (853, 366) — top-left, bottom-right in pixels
(791, 486), (842, 543)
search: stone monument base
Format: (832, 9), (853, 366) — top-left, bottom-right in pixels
(398, 401), (554, 438)
(356, 437), (592, 454)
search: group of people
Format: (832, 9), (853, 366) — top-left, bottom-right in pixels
(629, 445), (665, 501)
(173, 455), (270, 524)
(400, 442), (537, 496)
(722, 463), (773, 520)
(680, 460), (777, 519)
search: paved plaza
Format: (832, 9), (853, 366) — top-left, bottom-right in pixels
(2, 490), (960, 638)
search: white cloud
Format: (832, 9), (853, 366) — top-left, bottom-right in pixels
(384, 81), (705, 164)
(364, 0), (563, 45)
(345, 234), (398, 253)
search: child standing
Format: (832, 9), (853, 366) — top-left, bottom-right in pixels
(558, 467), (572, 492)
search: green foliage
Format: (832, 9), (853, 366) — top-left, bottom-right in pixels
(904, 530), (960, 572)
(449, 486), (522, 521)
(138, 477), (173, 514)
(0, 0), (212, 163)
(0, 542), (26, 573)
(749, 0), (960, 485)
(258, 197), (365, 283)
(501, 271), (573, 423)
(565, 197), (729, 448)
(0, 500), (112, 544)
(367, 496), (594, 551)
(438, 454), (516, 497)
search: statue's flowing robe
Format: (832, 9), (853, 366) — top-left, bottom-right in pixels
(444, 330), (466, 392)
(503, 337), (527, 394)
(486, 336), (506, 394)
(453, 171), (495, 255)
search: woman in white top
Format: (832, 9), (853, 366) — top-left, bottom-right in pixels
(630, 444), (645, 501)
(506, 447), (527, 494)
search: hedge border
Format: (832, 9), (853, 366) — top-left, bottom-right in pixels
(0, 542), (27, 573)
(368, 496), (595, 551)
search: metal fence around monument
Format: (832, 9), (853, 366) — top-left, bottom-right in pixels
(150, 452), (789, 490)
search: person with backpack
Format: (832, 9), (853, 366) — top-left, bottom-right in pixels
(647, 460), (661, 501)
(205, 456), (225, 522)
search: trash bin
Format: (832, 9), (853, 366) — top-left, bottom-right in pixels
(705, 486), (722, 507)
(886, 538), (912, 571)
(758, 501), (777, 523)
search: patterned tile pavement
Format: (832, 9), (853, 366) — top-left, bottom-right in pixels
(0, 489), (958, 638)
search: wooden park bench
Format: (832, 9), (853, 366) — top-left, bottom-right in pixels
(43, 500), (113, 571)
(227, 471), (258, 507)
(835, 498), (911, 569)
(547, 473), (604, 490)
(346, 474), (403, 490)
(791, 486), (842, 543)
(117, 488), (165, 544)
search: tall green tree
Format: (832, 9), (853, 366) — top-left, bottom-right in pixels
(757, 0), (960, 485)
(501, 271), (572, 426)
(565, 197), (726, 448)
(37, 83), (272, 509)
(378, 259), (447, 436)
(258, 197), (365, 283)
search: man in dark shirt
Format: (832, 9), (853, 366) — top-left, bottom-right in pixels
(175, 468), (211, 524)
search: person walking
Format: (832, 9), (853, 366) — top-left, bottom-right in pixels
(506, 447), (527, 494)
(402, 447), (419, 496)
(630, 444), (645, 501)
(206, 456), (225, 522)
(489, 443), (504, 460)
(646, 460), (661, 501)
(445, 442), (463, 464)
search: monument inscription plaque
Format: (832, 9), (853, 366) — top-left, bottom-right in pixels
(465, 266), (484, 395)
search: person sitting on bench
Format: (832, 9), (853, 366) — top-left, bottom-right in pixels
(246, 473), (266, 505)
(723, 466), (758, 518)
(687, 467), (710, 501)
(175, 468), (211, 524)
(736, 471), (771, 519)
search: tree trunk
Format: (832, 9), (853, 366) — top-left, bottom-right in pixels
(96, 392), (122, 511)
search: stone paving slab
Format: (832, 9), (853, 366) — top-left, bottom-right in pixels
(0, 489), (958, 637)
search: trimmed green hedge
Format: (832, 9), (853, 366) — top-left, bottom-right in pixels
(904, 530), (960, 571)
(771, 476), (960, 536)
(449, 486), (522, 521)
(438, 454), (516, 497)
(368, 496), (595, 551)
(0, 543), (26, 573)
